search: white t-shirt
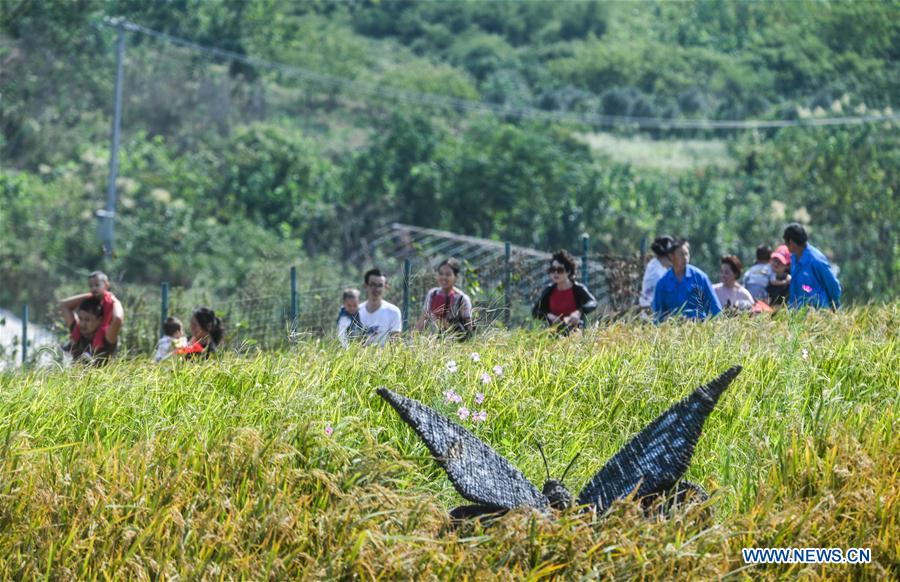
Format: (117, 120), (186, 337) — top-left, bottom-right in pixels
(358, 300), (402, 346)
(712, 283), (754, 310)
(742, 263), (771, 301)
(154, 335), (187, 362)
(640, 257), (670, 308)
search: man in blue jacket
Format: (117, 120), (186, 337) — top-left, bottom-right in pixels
(782, 223), (842, 310)
(652, 237), (722, 322)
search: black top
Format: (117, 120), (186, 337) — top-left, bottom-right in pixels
(532, 281), (599, 326)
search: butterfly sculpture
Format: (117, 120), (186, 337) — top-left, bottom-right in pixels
(377, 365), (741, 519)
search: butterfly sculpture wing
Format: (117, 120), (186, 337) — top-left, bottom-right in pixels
(577, 366), (741, 512)
(377, 387), (549, 510)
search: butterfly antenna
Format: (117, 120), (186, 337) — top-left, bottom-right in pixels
(536, 442), (551, 482)
(561, 451), (581, 482)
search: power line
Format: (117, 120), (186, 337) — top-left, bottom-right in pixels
(101, 18), (900, 132)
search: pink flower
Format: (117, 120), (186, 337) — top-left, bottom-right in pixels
(446, 360), (458, 373)
(473, 410), (487, 423)
(475, 392), (485, 405)
(457, 406), (470, 421)
(324, 424), (333, 437)
(480, 372), (491, 385)
(802, 284), (813, 293)
(444, 389), (462, 404)
(493, 365), (504, 377)
(470, 352), (481, 362)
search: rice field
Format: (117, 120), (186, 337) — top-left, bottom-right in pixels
(0, 306), (897, 579)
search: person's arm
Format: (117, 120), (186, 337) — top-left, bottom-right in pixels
(337, 316), (351, 347)
(59, 292), (92, 328)
(652, 283), (664, 322)
(104, 298), (124, 344)
(458, 295), (474, 333)
(415, 290), (432, 332)
(640, 263), (657, 307)
(815, 259), (842, 309)
(413, 313), (427, 332)
(575, 283), (598, 315)
(532, 286), (551, 321)
(735, 287), (754, 309)
(389, 309), (403, 340)
(704, 275), (722, 317)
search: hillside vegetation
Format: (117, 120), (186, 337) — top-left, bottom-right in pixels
(0, 308), (897, 578)
(1, 1), (897, 320)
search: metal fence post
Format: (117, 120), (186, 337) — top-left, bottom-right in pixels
(581, 233), (590, 288)
(504, 242), (511, 326)
(160, 282), (169, 336)
(290, 266), (298, 323)
(99, 20), (126, 257)
(21, 304), (28, 367)
(402, 259), (411, 331)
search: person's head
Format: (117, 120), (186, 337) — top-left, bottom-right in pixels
(651, 236), (675, 258)
(190, 307), (224, 345)
(770, 244), (791, 275)
(755, 244), (772, 264)
(549, 250), (577, 285)
(436, 258), (461, 291)
(363, 268), (387, 301)
(651, 235), (675, 267)
(342, 288), (360, 314)
(719, 255), (743, 287)
(163, 316), (184, 339)
(782, 223), (808, 256)
(76, 297), (104, 337)
(666, 238), (690, 271)
(87, 271), (110, 298)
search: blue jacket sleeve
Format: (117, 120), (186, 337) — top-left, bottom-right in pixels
(815, 258), (842, 309)
(652, 281), (664, 322)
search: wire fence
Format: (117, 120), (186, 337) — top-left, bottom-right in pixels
(1, 241), (644, 369)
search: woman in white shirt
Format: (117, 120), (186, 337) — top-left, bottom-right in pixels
(640, 236), (675, 309)
(713, 255), (755, 310)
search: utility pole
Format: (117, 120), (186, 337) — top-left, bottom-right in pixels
(99, 20), (126, 257)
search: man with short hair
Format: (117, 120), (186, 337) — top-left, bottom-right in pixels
(60, 271), (124, 364)
(357, 268), (402, 346)
(60, 296), (122, 364)
(652, 237), (721, 322)
(782, 223), (841, 310)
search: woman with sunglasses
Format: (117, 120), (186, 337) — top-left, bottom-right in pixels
(532, 249), (598, 332)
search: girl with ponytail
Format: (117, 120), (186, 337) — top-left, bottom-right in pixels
(178, 307), (225, 358)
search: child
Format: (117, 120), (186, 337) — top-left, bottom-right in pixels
(154, 316), (187, 362)
(767, 245), (792, 306)
(742, 244), (772, 302)
(336, 288), (366, 347)
(64, 271), (122, 352)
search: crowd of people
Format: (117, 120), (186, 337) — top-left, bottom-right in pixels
(59, 222), (841, 364)
(60, 271), (224, 365)
(642, 222), (841, 322)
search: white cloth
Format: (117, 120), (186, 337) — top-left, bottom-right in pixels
(337, 311), (366, 348)
(742, 263), (771, 301)
(358, 301), (402, 346)
(640, 257), (670, 308)
(154, 335), (186, 362)
(713, 283), (754, 310)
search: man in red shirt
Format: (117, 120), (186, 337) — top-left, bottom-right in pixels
(60, 271), (124, 356)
